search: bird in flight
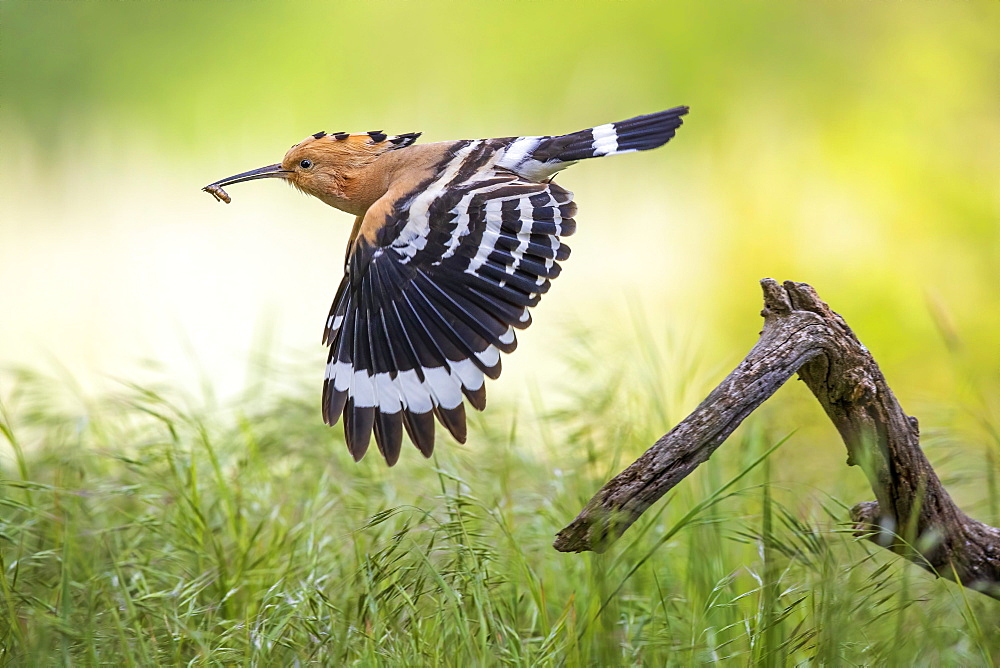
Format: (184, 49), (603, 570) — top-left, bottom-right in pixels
(203, 107), (689, 465)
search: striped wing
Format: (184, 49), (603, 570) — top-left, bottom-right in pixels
(322, 148), (575, 465)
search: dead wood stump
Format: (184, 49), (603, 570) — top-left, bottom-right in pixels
(554, 279), (1000, 600)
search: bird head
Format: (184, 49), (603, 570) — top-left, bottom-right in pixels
(202, 130), (420, 214)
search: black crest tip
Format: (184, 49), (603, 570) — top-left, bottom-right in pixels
(333, 132), (350, 141)
(312, 131), (327, 139)
(389, 132), (422, 148)
(367, 130), (388, 143)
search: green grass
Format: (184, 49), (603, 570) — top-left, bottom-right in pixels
(1, 346), (999, 666)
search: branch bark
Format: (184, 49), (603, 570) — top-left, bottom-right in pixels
(553, 279), (1000, 599)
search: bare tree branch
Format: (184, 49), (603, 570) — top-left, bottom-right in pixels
(553, 279), (1000, 599)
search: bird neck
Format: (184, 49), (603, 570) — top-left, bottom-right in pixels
(313, 143), (449, 218)
(313, 164), (384, 216)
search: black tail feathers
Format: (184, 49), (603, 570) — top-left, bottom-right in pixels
(534, 106), (689, 164)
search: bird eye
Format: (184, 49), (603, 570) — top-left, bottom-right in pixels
(299, 159), (313, 169)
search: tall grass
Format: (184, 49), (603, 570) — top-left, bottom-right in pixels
(1, 333), (998, 665)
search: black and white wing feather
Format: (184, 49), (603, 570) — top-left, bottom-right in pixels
(322, 106), (687, 464)
(322, 140), (576, 464)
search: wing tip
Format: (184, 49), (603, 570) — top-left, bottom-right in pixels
(344, 401), (375, 462)
(434, 405), (467, 444)
(403, 410), (436, 458)
(374, 411), (404, 466)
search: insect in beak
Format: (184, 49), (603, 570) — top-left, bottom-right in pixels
(202, 163), (290, 203)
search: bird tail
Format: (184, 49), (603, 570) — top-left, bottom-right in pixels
(548, 106), (689, 161)
(497, 106), (689, 179)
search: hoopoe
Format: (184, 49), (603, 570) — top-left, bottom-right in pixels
(203, 107), (689, 465)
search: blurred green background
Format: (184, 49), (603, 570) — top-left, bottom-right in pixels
(2, 2), (1000, 661)
(2, 0), (998, 457)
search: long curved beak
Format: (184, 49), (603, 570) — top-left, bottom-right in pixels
(202, 163), (290, 203)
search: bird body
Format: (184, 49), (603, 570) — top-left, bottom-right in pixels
(203, 107), (689, 465)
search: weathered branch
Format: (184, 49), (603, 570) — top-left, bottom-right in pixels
(554, 279), (1000, 599)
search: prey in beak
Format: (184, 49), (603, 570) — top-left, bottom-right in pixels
(202, 163), (290, 204)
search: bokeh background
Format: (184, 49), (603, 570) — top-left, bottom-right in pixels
(2, 1), (998, 481)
